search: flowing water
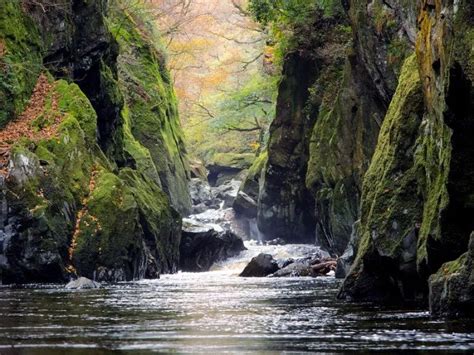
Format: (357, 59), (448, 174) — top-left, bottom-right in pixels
(0, 242), (473, 354)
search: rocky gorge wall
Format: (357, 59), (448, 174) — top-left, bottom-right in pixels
(252, 0), (473, 316)
(0, 0), (190, 283)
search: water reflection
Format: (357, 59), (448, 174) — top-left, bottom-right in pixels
(0, 244), (473, 353)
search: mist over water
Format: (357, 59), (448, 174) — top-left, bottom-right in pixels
(0, 242), (473, 353)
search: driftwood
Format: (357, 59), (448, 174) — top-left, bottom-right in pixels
(311, 259), (337, 275)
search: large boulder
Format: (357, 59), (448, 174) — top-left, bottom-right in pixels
(272, 249), (334, 278)
(429, 233), (474, 317)
(233, 191), (258, 219)
(239, 253), (279, 277)
(180, 219), (246, 272)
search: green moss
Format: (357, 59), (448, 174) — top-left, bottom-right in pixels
(211, 152), (255, 169)
(59, 81), (99, 142)
(5, 80), (103, 280)
(120, 168), (181, 269)
(1, 1), (187, 282)
(343, 53), (425, 284)
(73, 169), (141, 277)
(121, 105), (161, 183)
(248, 151), (268, 178)
(106, 1), (191, 213)
(238, 150), (268, 200)
(0, 1), (42, 127)
(437, 253), (468, 276)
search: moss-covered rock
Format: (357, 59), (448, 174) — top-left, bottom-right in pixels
(0, 0), (187, 284)
(1, 76), (182, 283)
(338, 54), (426, 303)
(233, 151), (267, 219)
(238, 151), (268, 202)
(0, 1), (42, 127)
(258, 7), (350, 243)
(305, 0), (417, 256)
(414, 0), (474, 279)
(429, 233), (474, 317)
(107, 3), (191, 214)
(340, 1), (474, 311)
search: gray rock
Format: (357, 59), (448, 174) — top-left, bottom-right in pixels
(233, 191), (257, 218)
(335, 221), (360, 279)
(180, 219), (246, 272)
(239, 253), (279, 277)
(189, 178), (213, 206)
(212, 180), (240, 208)
(265, 238), (286, 246)
(272, 258), (312, 277)
(65, 277), (100, 289)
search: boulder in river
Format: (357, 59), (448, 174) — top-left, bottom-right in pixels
(239, 253), (279, 277)
(233, 191), (258, 218)
(428, 233), (474, 317)
(65, 277), (100, 290)
(272, 256), (336, 278)
(180, 219), (246, 272)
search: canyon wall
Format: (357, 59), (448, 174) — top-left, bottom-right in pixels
(0, 0), (190, 283)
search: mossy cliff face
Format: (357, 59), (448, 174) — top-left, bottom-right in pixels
(340, 0), (473, 312)
(239, 151), (268, 204)
(257, 6), (350, 243)
(0, 1), (188, 283)
(414, 0), (474, 280)
(0, 1), (42, 128)
(257, 1), (417, 248)
(338, 54), (426, 303)
(108, 5), (191, 214)
(306, 0), (417, 256)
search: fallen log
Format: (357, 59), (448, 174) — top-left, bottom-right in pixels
(311, 260), (337, 275)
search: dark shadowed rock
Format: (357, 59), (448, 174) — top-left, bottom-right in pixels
(207, 153), (254, 186)
(335, 221), (360, 279)
(180, 219), (246, 272)
(239, 253), (279, 277)
(233, 191), (257, 218)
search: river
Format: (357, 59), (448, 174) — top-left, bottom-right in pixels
(0, 242), (473, 353)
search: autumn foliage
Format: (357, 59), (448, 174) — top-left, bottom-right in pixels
(0, 74), (62, 175)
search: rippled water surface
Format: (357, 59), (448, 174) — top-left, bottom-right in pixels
(0, 244), (473, 353)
